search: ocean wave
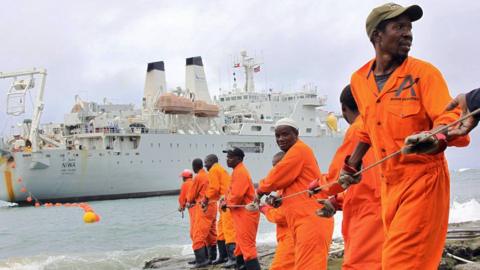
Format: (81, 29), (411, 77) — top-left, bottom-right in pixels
(457, 168), (472, 173)
(0, 245), (191, 270)
(0, 200), (17, 208)
(449, 199), (480, 223)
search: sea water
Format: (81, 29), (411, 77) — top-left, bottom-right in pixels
(0, 169), (478, 270)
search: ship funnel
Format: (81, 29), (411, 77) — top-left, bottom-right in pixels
(185, 56), (211, 103)
(143, 61), (166, 110)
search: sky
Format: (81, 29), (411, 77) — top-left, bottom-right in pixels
(0, 0), (478, 169)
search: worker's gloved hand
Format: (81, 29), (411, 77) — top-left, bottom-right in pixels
(201, 198), (209, 212)
(338, 156), (362, 189)
(265, 194), (282, 208)
(185, 202), (193, 209)
(402, 131), (447, 155)
(259, 204), (272, 215)
(178, 206), (184, 212)
(255, 190), (268, 204)
(219, 198), (227, 212)
(307, 179), (320, 196)
(316, 197), (339, 218)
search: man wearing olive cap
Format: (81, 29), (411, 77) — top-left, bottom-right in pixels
(339, 3), (470, 269)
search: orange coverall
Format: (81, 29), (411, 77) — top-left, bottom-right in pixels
(226, 162), (260, 260)
(258, 139), (334, 270)
(350, 56), (469, 269)
(187, 168), (217, 250)
(263, 206), (295, 270)
(208, 163), (236, 244)
(325, 117), (383, 270)
(178, 177), (196, 241)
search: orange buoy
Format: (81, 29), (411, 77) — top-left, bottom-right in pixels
(20, 187), (27, 193)
(26, 196), (32, 202)
(34, 202), (40, 207)
(55, 203), (62, 207)
(17, 178), (22, 183)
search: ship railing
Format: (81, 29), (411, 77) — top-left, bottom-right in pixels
(76, 127), (172, 135)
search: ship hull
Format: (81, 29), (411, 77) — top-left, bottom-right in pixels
(1, 134), (342, 203)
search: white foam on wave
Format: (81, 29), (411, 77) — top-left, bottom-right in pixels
(0, 244), (192, 270)
(457, 168), (471, 173)
(0, 200), (17, 208)
(449, 199), (480, 223)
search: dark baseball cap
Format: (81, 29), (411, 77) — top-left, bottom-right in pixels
(366, 3), (423, 38)
(222, 147), (245, 158)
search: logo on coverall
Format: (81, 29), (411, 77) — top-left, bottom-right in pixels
(390, 75), (419, 101)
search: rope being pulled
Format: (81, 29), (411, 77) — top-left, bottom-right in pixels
(274, 108), (480, 203)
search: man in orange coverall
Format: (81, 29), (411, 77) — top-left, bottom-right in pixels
(257, 118), (334, 270)
(259, 151), (295, 270)
(221, 147), (261, 270)
(187, 158), (217, 268)
(338, 3), (470, 269)
(203, 154), (237, 267)
(315, 85), (383, 269)
(178, 169), (196, 245)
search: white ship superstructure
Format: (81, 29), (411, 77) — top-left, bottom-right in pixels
(0, 52), (342, 203)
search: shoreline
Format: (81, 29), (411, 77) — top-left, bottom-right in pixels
(143, 221), (480, 270)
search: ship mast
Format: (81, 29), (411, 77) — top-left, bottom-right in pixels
(0, 68), (47, 153)
(240, 51), (261, 93)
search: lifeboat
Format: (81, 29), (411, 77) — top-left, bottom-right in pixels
(194, 100), (220, 117)
(156, 93), (194, 114)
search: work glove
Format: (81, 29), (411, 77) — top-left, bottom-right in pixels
(402, 131), (447, 155)
(265, 194), (282, 208)
(338, 156), (362, 189)
(259, 204), (272, 215)
(178, 206), (184, 212)
(307, 179), (320, 196)
(186, 202), (194, 209)
(316, 197), (339, 218)
(219, 197), (227, 212)
(201, 198), (209, 213)
(255, 189), (269, 204)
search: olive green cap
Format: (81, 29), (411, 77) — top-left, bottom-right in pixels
(366, 3), (423, 38)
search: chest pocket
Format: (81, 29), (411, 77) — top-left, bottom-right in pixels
(385, 100), (425, 141)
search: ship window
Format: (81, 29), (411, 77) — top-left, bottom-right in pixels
(170, 143), (173, 148)
(251, 126), (262, 131)
(135, 153), (139, 155)
(177, 143), (179, 148)
(158, 143), (161, 147)
(46, 154), (51, 157)
(227, 142), (264, 153)
(226, 97), (230, 101)
(60, 154), (65, 157)
(220, 98), (224, 102)
(244, 95), (248, 99)
(150, 143), (154, 147)
(99, 153), (103, 156)
(306, 128), (312, 133)
(125, 153), (130, 156)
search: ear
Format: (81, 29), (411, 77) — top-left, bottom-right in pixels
(372, 30), (381, 44)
